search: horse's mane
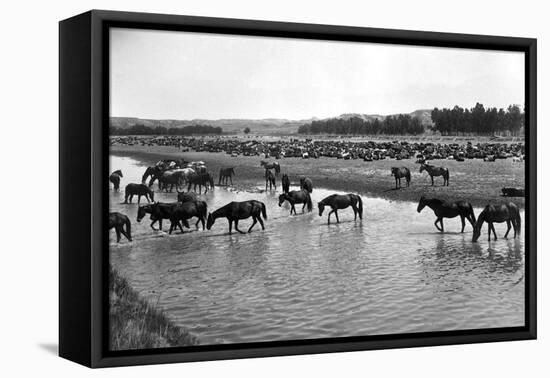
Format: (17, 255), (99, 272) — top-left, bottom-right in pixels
(319, 194), (338, 204)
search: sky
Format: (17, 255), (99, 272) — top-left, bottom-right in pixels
(110, 27), (525, 120)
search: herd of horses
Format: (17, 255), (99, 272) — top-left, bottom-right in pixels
(109, 158), (522, 245)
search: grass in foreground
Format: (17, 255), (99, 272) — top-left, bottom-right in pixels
(109, 266), (199, 350)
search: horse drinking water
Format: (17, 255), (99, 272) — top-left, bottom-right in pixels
(318, 194), (363, 224)
(472, 202), (521, 242)
(278, 190), (312, 215)
(417, 196), (476, 233)
(419, 163), (449, 186)
(109, 170), (123, 191)
(206, 200), (267, 234)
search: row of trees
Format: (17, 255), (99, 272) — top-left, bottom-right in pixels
(298, 114), (425, 135)
(109, 124), (223, 136)
(431, 104), (524, 136)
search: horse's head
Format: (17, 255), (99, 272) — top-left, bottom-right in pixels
(137, 205), (148, 222)
(472, 222), (482, 242)
(206, 213), (215, 230)
(318, 202), (325, 216)
(114, 170), (123, 177)
(390, 167), (398, 176)
(417, 196), (426, 213)
(260, 161), (266, 167)
(419, 164), (426, 173)
(278, 194), (286, 207)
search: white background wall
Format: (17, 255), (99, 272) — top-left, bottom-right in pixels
(0, 0), (547, 376)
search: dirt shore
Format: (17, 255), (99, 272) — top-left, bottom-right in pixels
(110, 145), (525, 208)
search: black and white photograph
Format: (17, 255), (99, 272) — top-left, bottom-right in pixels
(107, 27), (527, 351)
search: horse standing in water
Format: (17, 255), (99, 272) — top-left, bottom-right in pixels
(218, 167), (235, 186)
(142, 166), (164, 187)
(472, 202), (521, 242)
(391, 167), (411, 189)
(300, 177), (313, 193)
(419, 163), (449, 186)
(265, 169), (276, 191)
(151, 200), (208, 234)
(417, 196), (476, 233)
(318, 194), (363, 224)
(109, 170), (123, 191)
(137, 203), (190, 231)
(281, 174), (290, 194)
(124, 183), (155, 204)
(207, 200), (267, 234)
(261, 161), (281, 176)
(109, 212), (132, 243)
(278, 190), (312, 215)
(187, 172), (214, 194)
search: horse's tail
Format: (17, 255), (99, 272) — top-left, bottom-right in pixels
(124, 216), (132, 241)
(306, 192), (312, 212)
(357, 195), (363, 219)
(445, 168), (450, 183)
(200, 201), (208, 220)
(514, 206), (521, 234)
(406, 169), (411, 183)
(261, 202), (267, 220)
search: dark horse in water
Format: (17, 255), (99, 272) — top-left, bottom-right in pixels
(265, 169), (276, 191)
(300, 177), (313, 193)
(278, 190), (312, 215)
(260, 160), (281, 176)
(281, 174), (290, 194)
(142, 166), (164, 187)
(109, 170), (123, 191)
(419, 163), (449, 186)
(417, 196), (476, 233)
(472, 202), (521, 242)
(207, 200), (267, 234)
(318, 194), (363, 224)
(218, 167), (235, 186)
(391, 167), (411, 189)
(109, 212), (132, 243)
(151, 200), (208, 234)
(187, 172), (214, 194)
(124, 183), (155, 204)
(137, 202), (190, 231)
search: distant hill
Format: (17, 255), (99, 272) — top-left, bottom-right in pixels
(110, 109), (433, 135)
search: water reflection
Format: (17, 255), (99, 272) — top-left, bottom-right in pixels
(109, 155), (525, 344)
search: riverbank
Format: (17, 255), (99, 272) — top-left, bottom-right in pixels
(109, 266), (199, 350)
(110, 145), (525, 208)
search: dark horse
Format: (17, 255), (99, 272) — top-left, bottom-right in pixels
(391, 167), (411, 189)
(417, 196), (476, 233)
(207, 200), (267, 234)
(142, 166), (164, 187)
(419, 163), (449, 186)
(137, 202), (190, 231)
(278, 190), (312, 215)
(300, 177), (313, 193)
(219, 167), (235, 186)
(187, 172), (214, 194)
(151, 200), (208, 234)
(318, 194), (363, 224)
(177, 190), (198, 203)
(260, 160), (281, 176)
(472, 202), (521, 242)
(281, 174), (290, 194)
(265, 169), (276, 191)
(109, 212), (132, 243)
(124, 183), (155, 204)
(109, 170), (123, 191)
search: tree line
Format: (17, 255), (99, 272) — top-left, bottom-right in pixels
(298, 114), (425, 135)
(431, 104), (524, 136)
(109, 124), (223, 136)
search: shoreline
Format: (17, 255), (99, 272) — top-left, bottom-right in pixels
(110, 145), (525, 208)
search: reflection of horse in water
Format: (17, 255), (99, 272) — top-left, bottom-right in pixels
(219, 167), (235, 186)
(261, 161), (280, 176)
(207, 200), (267, 234)
(472, 202), (521, 242)
(300, 177), (313, 193)
(137, 203), (190, 231)
(109, 212), (132, 243)
(151, 200), (208, 234)
(109, 170), (123, 191)
(265, 169), (276, 191)
(391, 167), (411, 188)
(417, 196), (475, 232)
(278, 190), (312, 215)
(124, 183), (154, 204)
(281, 174), (290, 194)
(419, 163), (449, 186)
(318, 194), (363, 224)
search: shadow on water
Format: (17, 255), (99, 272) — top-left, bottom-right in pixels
(109, 155), (526, 344)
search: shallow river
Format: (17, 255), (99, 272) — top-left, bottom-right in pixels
(109, 155), (525, 345)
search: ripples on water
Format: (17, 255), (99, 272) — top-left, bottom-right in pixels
(109, 156), (525, 345)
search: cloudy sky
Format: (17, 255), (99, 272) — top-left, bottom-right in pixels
(110, 27), (524, 120)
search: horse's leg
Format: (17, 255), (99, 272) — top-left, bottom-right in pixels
(504, 220), (511, 238)
(124, 193), (129, 203)
(440, 218), (444, 232)
(115, 227), (121, 243)
(327, 210), (334, 224)
(120, 227), (130, 241)
(460, 216), (465, 233)
(491, 223), (498, 240)
(258, 216), (265, 230)
(434, 218), (442, 232)
(302, 202), (306, 213)
(228, 219), (233, 234)
(230, 176), (233, 185)
(352, 204), (358, 220)
(177, 219), (185, 234)
(431, 175), (434, 186)
(234, 220), (245, 234)
(335, 210), (340, 224)
(248, 217), (257, 233)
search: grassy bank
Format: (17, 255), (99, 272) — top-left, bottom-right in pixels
(109, 266), (199, 350)
(110, 145), (525, 208)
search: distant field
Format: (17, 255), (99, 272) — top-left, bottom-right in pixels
(110, 144), (525, 208)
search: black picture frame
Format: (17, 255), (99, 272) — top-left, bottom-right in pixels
(59, 9), (537, 368)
